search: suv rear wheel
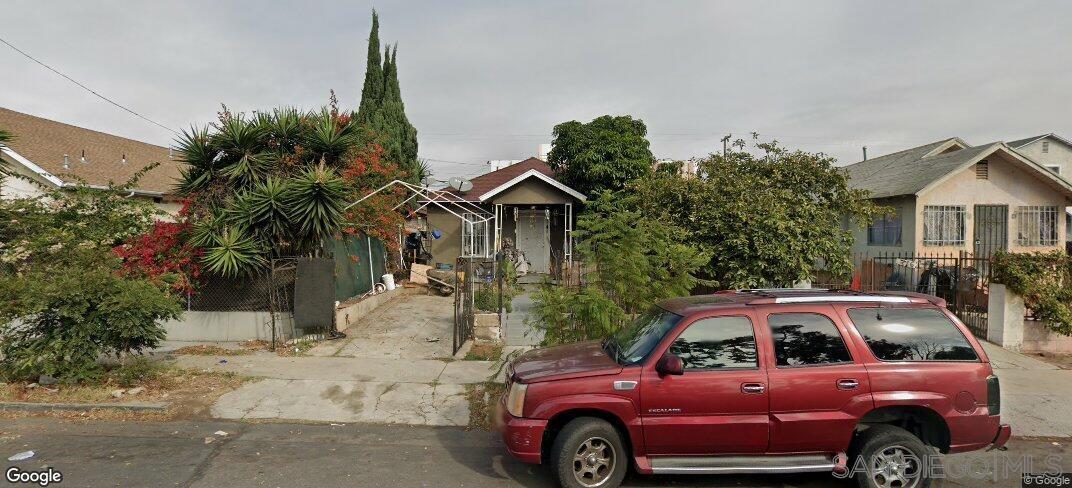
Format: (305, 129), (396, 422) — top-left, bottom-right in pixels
(852, 425), (932, 488)
(550, 417), (628, 488)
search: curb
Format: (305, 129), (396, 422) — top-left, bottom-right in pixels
(0, 401), (170, 412)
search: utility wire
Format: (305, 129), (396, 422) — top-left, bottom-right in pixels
(0, 35), (178, 135)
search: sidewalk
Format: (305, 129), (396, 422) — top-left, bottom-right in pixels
(981, 341), (1072, 437)
(171, 293), (503, 427)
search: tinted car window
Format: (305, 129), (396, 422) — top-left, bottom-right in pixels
(669, 316), (757, 370)
(769, 313), (852, 366)
(609, 309), (683, 365)
(848, 308), (979, 361)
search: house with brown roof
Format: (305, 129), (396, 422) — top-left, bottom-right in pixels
(0, 107), (183, 213)
(423, 157), (586, 274)
(843, 137), (1072, 258)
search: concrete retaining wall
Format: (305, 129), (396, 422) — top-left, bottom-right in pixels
(988, 283), (1072, 353)
(163, 311), (295, 342)
(334, 286), (417, 331)
(474, 313), (501, 342)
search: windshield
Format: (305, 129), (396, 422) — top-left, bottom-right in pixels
(605, 308), (683, 365)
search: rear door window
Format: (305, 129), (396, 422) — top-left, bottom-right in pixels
(669, 316), (758, 370)
(768, 313), (853, 366)
(847, 308), (979, 361)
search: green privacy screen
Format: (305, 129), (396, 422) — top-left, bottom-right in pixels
(332, 233), (388, 301)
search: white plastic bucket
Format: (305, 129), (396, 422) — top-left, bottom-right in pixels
(382, 273), (396, 291)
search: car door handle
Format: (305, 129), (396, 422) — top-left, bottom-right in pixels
(837, 379), (860, 390)
(741, 383), (765, 394)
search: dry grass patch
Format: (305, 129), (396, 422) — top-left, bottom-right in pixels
(464, 343), (503, 362)
(465, 381), (507, 431)
(172, 345), (250, 356)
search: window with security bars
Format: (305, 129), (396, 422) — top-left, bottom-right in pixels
(1016, 206), (1059, 246)
(461, 213), (490, 257)
(922, 205), (966, 246)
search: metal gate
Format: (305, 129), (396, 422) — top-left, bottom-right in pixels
(973, 205), (1008, 260)
(452, 255), (506, 354)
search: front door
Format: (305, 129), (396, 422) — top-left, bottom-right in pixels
(515, 209), (550, 273)
(758, 305), (874, 453)
(640, 314), (769, 455)
(973, 204), (1008, 259)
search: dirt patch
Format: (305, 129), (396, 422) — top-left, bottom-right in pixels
(1026, 352), (1072, 370)
(464, 381), (507, 431)
(464, 343), (503, 362)
(0, 367), (247, 422)
(172, 345), (250, 356)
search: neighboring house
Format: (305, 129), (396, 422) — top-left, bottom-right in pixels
(0, 107), (183, 214)
(1007, 133), (1072, 241)
(844, 137), (1072, 258)
(423, 157), (586, 274)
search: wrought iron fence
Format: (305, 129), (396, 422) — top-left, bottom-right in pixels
(453, 254), (507, 355)
(813, 251), (992, 338)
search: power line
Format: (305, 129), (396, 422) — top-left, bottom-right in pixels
(0, 35), (178, 135)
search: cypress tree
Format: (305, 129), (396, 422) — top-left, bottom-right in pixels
(356, 10), (383, 124)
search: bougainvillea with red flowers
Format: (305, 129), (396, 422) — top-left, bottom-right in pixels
(113, 200), (203, 295)
(341, 142), (409, 251)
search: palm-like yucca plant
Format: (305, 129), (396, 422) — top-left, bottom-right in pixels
(212, 116), (271, 189)
(0, 128), (12, 145)
(229, 177), (292, 247)
(175, 126), (219, 195)
(301, 109), (358, 166)
(284, 163), (346, 253)
(262, 108), (303, 153)
(201, 227), (265, 278)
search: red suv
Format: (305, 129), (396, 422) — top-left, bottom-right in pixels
(497, 290), (1010, 488)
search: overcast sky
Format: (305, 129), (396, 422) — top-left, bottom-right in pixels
(2, 1), (1069, 180)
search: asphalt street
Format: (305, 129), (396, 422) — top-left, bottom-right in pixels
(2, 419), (1068, 487)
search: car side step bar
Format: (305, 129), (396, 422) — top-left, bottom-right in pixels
(650, 453), (845, 475)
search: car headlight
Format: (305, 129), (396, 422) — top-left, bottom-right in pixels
(506, 382), (527, 418)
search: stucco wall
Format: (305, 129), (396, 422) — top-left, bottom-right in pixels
(427, 207), (467, 268)
(1015, 138), (1072, 178)
(849, 196), (917, 256)
(489, 178), (574, 205)
(916, 151), (1068, 255)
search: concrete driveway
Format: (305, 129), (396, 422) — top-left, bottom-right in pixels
(982, 341), (1072, 437)
(175, 292), (500, 427)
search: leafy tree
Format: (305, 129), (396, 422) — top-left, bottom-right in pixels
(547, 115), (654, 197)
(630, 139), (880, 288)
(0, 178), (180, 382)
(529, 191), (710, 345)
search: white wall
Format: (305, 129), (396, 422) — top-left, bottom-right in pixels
(1015, 137), (1072, 179)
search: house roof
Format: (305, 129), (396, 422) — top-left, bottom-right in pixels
(0, 107), (182, 195)
(434, 157), (585, 202)
(844, 138), (1072, 199)
(1006, 133), (1072, 150)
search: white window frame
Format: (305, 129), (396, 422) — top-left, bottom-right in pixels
(922, 205), (966, 246)
(1016, 205), (1059, 247)
(461, 212), (491, 258)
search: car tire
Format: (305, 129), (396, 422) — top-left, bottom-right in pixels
(851, 424), (932, 488)
(550, 417), (628, 488)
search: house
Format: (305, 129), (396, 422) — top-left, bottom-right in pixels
(423, 157), (586, 274)
(843, 137), (1072, 258)
(1007, 133), (1072, 240)
(0, 107), (183, 214)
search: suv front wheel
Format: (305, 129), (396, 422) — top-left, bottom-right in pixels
(550, 417), (628, 488)
(852, 425), (932, 488)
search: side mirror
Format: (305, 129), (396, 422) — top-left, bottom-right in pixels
(655, 353), (684, 376)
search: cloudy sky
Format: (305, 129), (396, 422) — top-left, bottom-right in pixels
(2, 1), (1069, 180)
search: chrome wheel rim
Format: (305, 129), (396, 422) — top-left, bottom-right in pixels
(572, 436), (615, 487)
(870, 445), (921, 488)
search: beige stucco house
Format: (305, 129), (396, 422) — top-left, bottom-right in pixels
(844, 137), (1072, 258)
(0, 107), (183, 215)
(424, 157), (586, 274)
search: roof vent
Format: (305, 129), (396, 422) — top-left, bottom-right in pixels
(976, 160), (989, 180)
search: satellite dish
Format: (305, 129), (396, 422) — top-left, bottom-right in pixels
(447, 177), (463, 190)
(422, 176), (437, 187)
(458, 180), (473, 192)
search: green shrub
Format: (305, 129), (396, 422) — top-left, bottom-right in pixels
(0, 268), (180, 382)
(993, 251), (1072, 334)
(107, 356), (165, 387)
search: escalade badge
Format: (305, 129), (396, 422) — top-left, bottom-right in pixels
(647, 408), (682, 414)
